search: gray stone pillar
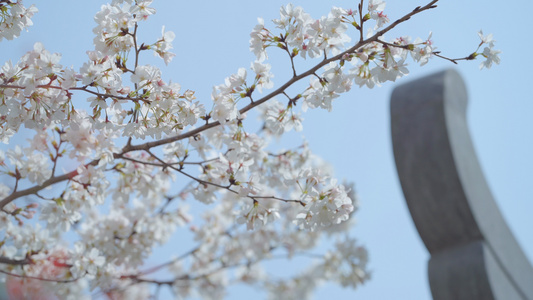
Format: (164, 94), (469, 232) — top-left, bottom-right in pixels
(390, 69), (533, 300)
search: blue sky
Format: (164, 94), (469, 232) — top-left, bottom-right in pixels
(1, 0), (532, 299)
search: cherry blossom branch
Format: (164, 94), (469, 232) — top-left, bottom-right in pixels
(278, 38), (298, 77)
(358, 0), (365, 42)
(119, 152), (217, 168)
(49, 135), (64, 177)
(251, 195), (304, 205)
(432, 51), (476, 64)
(0, 84), (144, 102)
(119, 248), (323, 288)
(134, 226), (240, 279)
(0, 0), (441, 211)
(382, 1), (439, 33)
(137, 247), (199, 276)
(123, 0), (440, 153)
(71, 86), (144, 101)
(0, 169), (77, 209)
(149, 151), (231, 189)
(133, 22), (140, 70)
(143, 149), (306, 206)
(376, 39), (475, 64)
(0, 256), (32, 265)
(0, 156), (105, 209)
(0, 268), (79, 283)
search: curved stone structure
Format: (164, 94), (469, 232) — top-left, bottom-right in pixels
(390, 69), (533, 300)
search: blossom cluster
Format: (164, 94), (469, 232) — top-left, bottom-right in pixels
(0, 0), (499, 299)
(477, 30), (501, 69)
(0, 0), (37, 42)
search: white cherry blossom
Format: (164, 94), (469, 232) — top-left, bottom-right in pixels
(0, 0), (499, 298)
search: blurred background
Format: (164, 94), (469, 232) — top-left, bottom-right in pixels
(1, 0), (531, 299)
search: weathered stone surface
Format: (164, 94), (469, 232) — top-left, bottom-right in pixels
(390, 69), (533, 300)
